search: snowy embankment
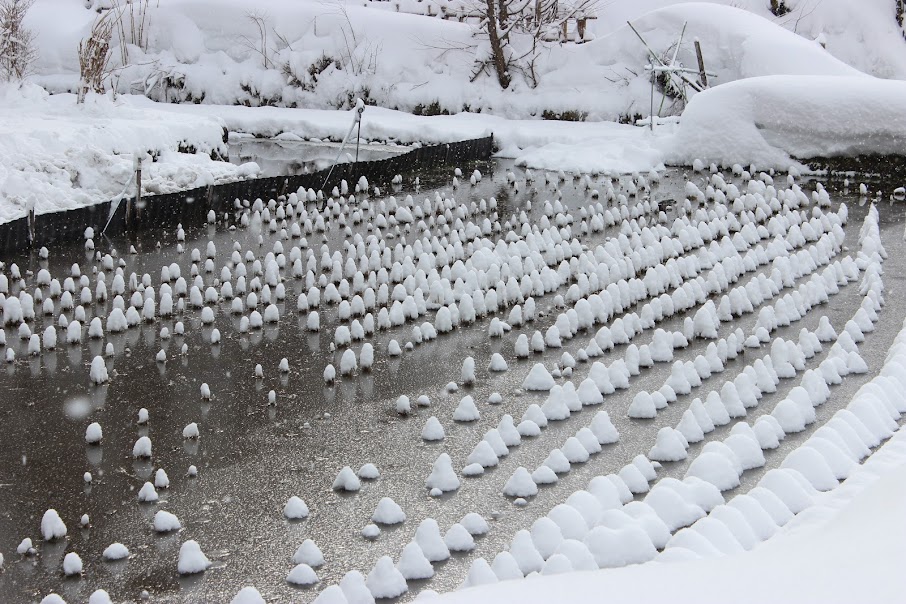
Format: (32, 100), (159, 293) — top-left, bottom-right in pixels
(5, 70), (906, 225)
(5, 1), (906, 223)
(667, 76), (906, 169)
(0, 83), (666, 225)
(140, 98), (669, 176)
(27, 1), (867, 118)
(0, 84), (258, 225)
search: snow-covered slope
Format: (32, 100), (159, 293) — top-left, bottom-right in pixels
(23, 0), (898, 119)
(595, 0), (906, 81)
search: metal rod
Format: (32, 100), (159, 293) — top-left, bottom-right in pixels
(321, 100), (366, 195)
(102, 156), (141, 235)
(321, 115), (360, 194)
(670, 22), (687, 68)
(135, 165), (142, 228)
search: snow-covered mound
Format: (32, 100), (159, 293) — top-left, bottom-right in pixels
(596, 0), (906, 80)
(666, 75), (906, 168)
(596, 3), (863, 83)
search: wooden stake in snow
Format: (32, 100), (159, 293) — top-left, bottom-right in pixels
(131, 154), (142, 229)
(694, 38), (708, 88)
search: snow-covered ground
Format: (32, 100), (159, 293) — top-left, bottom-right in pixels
(3, 0), (906, 224)
(666, 75), (906, 168)
(0, 83), (259, 225)
(25, 0), (902, 115)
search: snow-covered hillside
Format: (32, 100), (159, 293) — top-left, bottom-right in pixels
(23, 0), (906, 119)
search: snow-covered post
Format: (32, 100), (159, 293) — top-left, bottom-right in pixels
(649, 65), (655, 132)
(354, 97), (365, 164)
(128, 154), (143, 230)
(25, 198), (35, 246)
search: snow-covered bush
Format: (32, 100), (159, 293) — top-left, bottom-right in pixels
(0, 0), (37, 82)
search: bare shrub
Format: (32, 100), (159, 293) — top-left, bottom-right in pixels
(0, 0), (38, 82)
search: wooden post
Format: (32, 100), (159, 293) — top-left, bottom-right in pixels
(26, 204), (35, 247)
(128, 155), (142, 230)
(577, 18), (587, 41)
(694, 39), (708, 88)
(649, 63), (655, 132)
(561, 20), (568, 41)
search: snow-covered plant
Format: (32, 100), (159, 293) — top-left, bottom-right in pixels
(77, 11), (115, 103)
(239, 11), (275, 70)
(334, 4), (380, 78)
(141, 62), (186, 103)
(651, 41), (689, 112)
(111, 0), (153, 66)
(0, 0), (37, 82)
(770, 0), (791, 17)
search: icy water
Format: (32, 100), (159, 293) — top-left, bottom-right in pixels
(0, 161), (904, 604)
(228, 138), (408, 178)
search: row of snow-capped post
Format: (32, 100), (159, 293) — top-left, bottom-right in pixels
(0, 136), (495, 254)
(273, 177), (859, 599)
(447, 205), (893, 585)
(434, 189), (847, 489)
(349, 183), (863, 596)
(317, 188), (664, 383)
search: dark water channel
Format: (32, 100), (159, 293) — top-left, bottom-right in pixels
(0, 158), (903, 604)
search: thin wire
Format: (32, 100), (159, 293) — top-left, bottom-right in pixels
(102, 169), (138, 234)
(321, 108), (363, 194)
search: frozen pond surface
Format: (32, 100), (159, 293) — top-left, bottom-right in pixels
(0, 160), (904, 603)
(228, 138), (408, 178)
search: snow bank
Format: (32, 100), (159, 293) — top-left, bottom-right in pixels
(0, 83), (253, 224)
(8, 0), (905, 220)
(666, 75), (906, 169)
(26, 0), (878, 121)
(140, 98), (669, 176)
